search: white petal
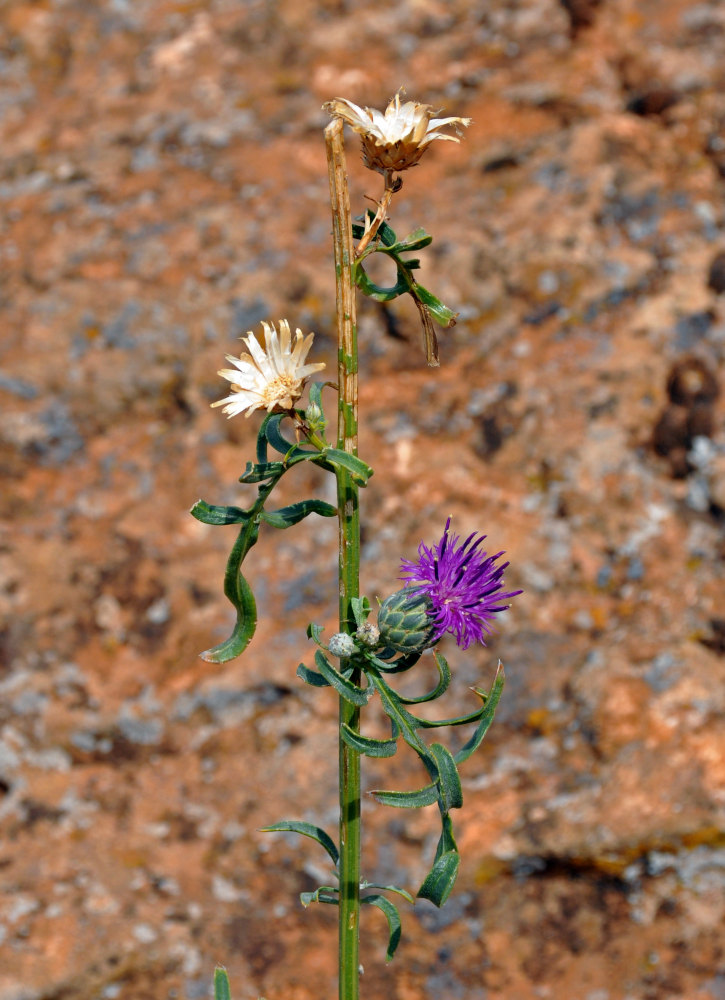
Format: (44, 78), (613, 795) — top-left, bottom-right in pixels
(245, 333), (273, 375)
(295, 362), (327, 380)
(428, 116), (471, 130)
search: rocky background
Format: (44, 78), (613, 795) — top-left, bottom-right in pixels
(1, 1), (725, 998)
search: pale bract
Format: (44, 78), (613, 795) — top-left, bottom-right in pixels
(211, 320), (326, 419)
(323, 91), (471, 173)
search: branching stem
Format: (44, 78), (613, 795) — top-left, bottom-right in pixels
(354, 170), (398, 259)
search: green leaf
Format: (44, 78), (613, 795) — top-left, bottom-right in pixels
(306, 622), (326, 645)
(190, 500), (250, 526)
(369, 674), (435, 773)
(239, 460), (285, 483)
(351, 596), (371, 628)
(214, 967), (232, 1000)
(352, 215), (397, 247)
(307, 380), (329, 414)
(296, 662), (331, 688)
(361, 894), (403, 962)
(259, 499), (337, 529)
(301, 886), (339, 907)
(417, 850), (460, 907)
(341, 722), (398, 758)
(414, 282), (459, 328)
(431, 743), (463, 811)
(369, 784), (438, 809)
(369, 649), (423, 674)
(395, 651), (451, 704)
(314, 650), (372, 706)
(360, 882), (415, 904)
(256, 413), (275, 464)
(411, 704), (486, 729)
(316, 448), (373, 486)
(259, 820), (339, 865)
(436, 812), (458, 858)
(394, 227), (433, 252)
(353, 258), (408, 302)
(200, 520), (259, 663)
(454, 663), (505, 765)
(263, 413), (296, 456)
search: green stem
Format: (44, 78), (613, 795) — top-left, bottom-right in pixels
(326, 118), (361, 1000)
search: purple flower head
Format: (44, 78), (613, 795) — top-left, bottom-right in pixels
(400, 518), (522, 650)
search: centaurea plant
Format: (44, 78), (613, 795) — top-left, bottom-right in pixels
(195, 93), (521, 1000)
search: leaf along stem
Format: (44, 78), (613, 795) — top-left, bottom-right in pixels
(326, 117), (361, 1000)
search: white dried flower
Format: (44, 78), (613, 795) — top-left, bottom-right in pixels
(323, 91), (471, 174)
(211, 320), (326, 419)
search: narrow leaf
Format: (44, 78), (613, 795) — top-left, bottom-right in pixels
(301, 886), (339, 907)
(351, 596), (371, 628)
(395, 651), (451, 704)
(360, 882), (415, 904)
(314, 650), (372, 706)
(190, 500), (249, 526)
(341, 723), (398, 758)
(369, 674), (436, 774)
(260, 820), (339, 865)
(413, 282), (458, 328)
(431, 743), (463, 811)
(239, 460), (285, 483)
(395, 227), (433, 252)
(436, 812), (458, 859)
(263, 413), (297, 456)
(306, 622), (326, 645)
(417, 850), (460, 907)
(370, 784), (438, 809)
(307, 380), (331, 415)
(214, 968), (231, 1000)
(256, 413), (275, 463)
(411, 704), (485, 729)
(361, 894), (402, 962)
(454, 663), (505, 765)
(317, 448), (373, 486)
(369, 649), (422, 674)
(200, 521), (258, 662)
(296, 662), (331, 688)
(260, 499), (337, 529)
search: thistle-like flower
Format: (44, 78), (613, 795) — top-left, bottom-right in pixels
(211, 320), (325, 419)
(323, 91), (471, 174)
(400, 518), (522, 650)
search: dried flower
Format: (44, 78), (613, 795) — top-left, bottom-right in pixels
(400, 518), (521, 650)
(212, 320), (325, 419)
(323, 91), (471, 174)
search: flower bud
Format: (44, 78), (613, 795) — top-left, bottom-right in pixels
(376, 586), (437, 654)
(355, 622), (381, 649)
(328, 632), (356, 658)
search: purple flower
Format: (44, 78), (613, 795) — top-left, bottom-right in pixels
(400, 518), (522, 650)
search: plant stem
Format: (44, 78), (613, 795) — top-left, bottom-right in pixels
(354, 170), (396, 259)
(325, 118), (361, 1000)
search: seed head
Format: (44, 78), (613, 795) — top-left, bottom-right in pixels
(323, 91), (471, 174)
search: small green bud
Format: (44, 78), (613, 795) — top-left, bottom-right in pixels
(305, 401), (323, 424)
(355, 622), (380, 648)
(377, 586), (437, 654)
(329, 632), (356, 658)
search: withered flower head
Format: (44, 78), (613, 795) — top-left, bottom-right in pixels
(211, 320), (325, 419)
(323, 90), (471, 174)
